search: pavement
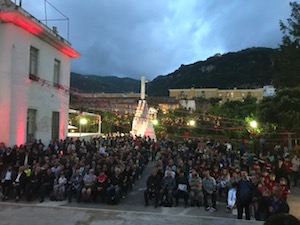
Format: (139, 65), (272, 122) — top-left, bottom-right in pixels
(0, 203), (263, 225)
(0, 161), (299, 224)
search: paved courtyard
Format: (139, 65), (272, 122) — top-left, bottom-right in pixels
(0, 203), (264, 225)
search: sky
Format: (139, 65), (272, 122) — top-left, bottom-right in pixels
(22, 0), (295, 80)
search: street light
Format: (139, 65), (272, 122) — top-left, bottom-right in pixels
(80, 118), (87, 125)
(152, 119), (158, 125)
(250, 120), (258, 129)
(79, 117), (87, 137)
(188, 120), (196, 126)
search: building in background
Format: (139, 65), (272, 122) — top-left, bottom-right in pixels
(71, 93), (182, 116)
(147, 96), (179, 113)
(0, 0), (79, 146)
(169, 87), (264, 103)
(263, 85), (276, 97)
(71, 92), (142, 114)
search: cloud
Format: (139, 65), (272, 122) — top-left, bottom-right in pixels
(22, 0), (294, 80)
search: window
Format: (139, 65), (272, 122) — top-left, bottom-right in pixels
(54, 59), (60, 85)
(29, 46), (38, 76)
(26, 109), (37, 143)
(52, 111), (60, 141)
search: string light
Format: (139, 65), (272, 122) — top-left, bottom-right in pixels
(28, 76), (297, 141)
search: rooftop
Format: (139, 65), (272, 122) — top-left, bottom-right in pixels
(0, 0), (79, 58)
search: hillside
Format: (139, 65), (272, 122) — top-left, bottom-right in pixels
(70, 47), (278, 96)
(70, 73), (140, 93)
(147, 47), (277, 96)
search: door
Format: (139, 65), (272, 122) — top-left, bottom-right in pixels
(26, 109), (36, 143)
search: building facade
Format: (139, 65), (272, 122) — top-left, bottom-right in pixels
(147, 97), (179, 113)
(0, 0), (79, 146)
(169, 87), (264, 103)
(71, 93), (142, 114)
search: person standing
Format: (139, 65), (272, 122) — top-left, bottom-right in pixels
(236, 169), (253, 220)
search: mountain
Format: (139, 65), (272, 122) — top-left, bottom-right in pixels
(70, 47), (277, 96)
(147, 47), (277, 96)
(70, 73), (140, 93)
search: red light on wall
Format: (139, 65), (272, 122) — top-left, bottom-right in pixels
(0, 11), (43, 35)
(56, 44), (80, 58)
(15, 109), (27, 146)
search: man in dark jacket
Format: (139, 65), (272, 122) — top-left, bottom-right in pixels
(144, 167), (161, 207)
(67, 169), (83, 203)
(174, 169), (189, 207)
(39, 168), (55, 202)
(1, 165), (17, 200)
(106, 167), (123, 204)
(236, 169), (253, 220)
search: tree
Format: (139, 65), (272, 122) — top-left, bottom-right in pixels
(260, 2), (300, 133)
(259, 87), (300, 132)
(207, 96), (260, 139)
(274, 2), (300, 88)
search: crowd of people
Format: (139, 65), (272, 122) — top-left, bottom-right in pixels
(0, 136), (150, 204)
(0, 136), (299, 222)
(143, 138), (300, 221)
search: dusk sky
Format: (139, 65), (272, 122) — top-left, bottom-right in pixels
(22, 0), (295, 80)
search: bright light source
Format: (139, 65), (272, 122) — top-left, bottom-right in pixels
(80, 118), (87, 125)
(152, 119), (158, 125)
(188, 120), (196, 126)
(250, 120), (257, 128)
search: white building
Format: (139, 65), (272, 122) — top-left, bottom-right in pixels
(0, 0), (79, 146)
(263, 85), (276, 97)
(179, 99), (196, 112)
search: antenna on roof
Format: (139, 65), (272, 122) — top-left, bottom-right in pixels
(13, 0), (22, 7)
(42, 0), (70, 40)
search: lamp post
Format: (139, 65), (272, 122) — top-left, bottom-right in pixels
(249, 120), (258, 156)
(250, 120), (258, 129)
(79, 117), (87, 138)
(152, 119), (158, 126)
(188, 120), (196, 126)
